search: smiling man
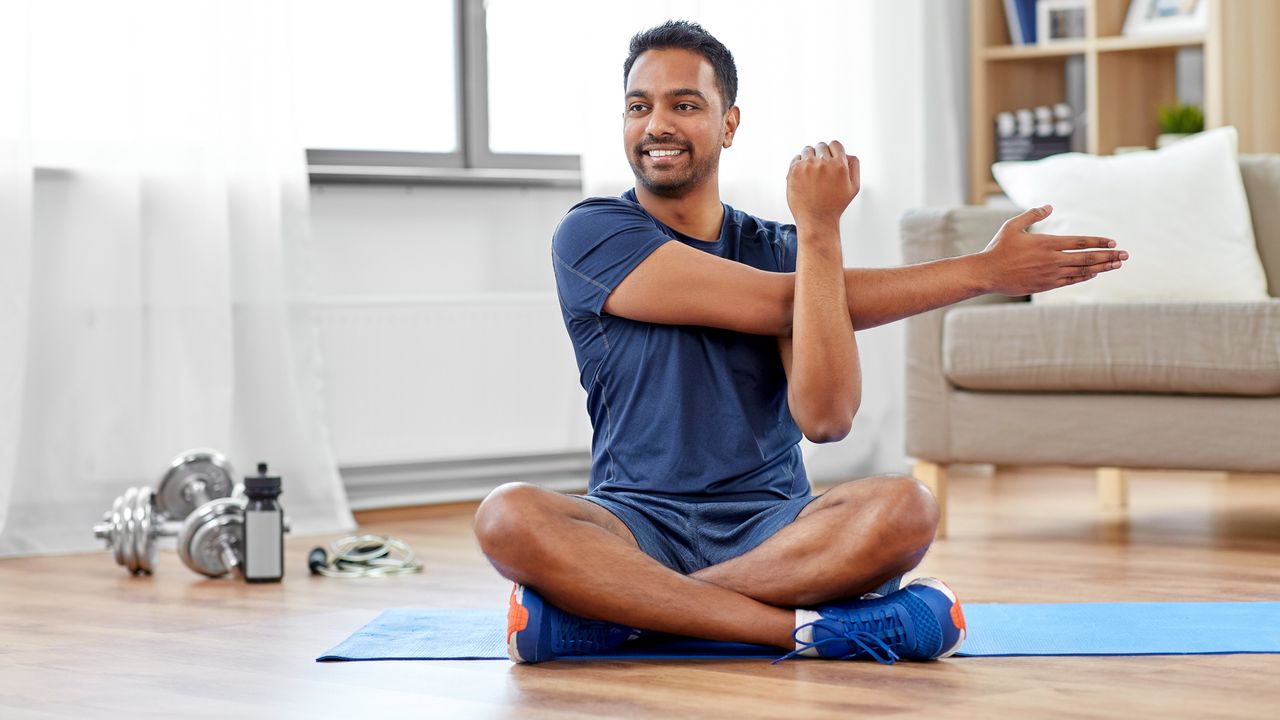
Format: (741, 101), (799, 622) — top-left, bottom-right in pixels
(474, 20), (1126, 664)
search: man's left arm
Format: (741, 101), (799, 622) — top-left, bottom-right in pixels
(837, 204), (1126, 331)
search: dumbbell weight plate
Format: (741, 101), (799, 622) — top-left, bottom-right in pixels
(94, 485), (182, 575)
(96, 488), (127, 571)
(100, 486), (158, 575)
(104, 491), (129, 569)
(119, 486), (144, 573)
(178, 497), (245, 578)
(156, 449), (236, 521)
(129, 486), (159, 574)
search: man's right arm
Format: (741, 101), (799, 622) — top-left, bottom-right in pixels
(604, 205), (1125, 336)
(601, 240), (795, 336)
(779, 141), (861, 442)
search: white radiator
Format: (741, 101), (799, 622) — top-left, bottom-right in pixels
(314, 294), (592, 507)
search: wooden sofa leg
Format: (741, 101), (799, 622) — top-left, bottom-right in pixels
(1097, 467), (1129, 510)
(913, 461), (949, 539)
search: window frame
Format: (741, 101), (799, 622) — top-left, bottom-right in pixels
(307, 0), (581, 185)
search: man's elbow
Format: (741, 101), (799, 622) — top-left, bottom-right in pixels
(803, 424), (850, 444)
(798, 406), (858, 444)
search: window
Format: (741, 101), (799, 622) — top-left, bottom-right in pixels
(484, 0), (582, 157)
(296, 0), (580, 179)
(292, 0), (458, 156)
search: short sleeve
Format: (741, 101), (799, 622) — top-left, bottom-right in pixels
(552, 198), (673, 317)
(775, 223), (799, 273)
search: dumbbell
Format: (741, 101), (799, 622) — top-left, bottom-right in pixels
(94, 488), (249, 578)
(154, 449), (238, 520)
(94, 449), (238, 575)
(178, 497), (292, 578)
(177, 496), (248, 578)
(168, 496), (291, 578)
(93, 486), (178, 575)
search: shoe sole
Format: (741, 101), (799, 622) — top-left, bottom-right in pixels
(507, 583), (532, 663)
(910, 577), (966, 659)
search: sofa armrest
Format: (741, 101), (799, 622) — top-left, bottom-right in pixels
(900, 205), (1021, 463)
(1241, 155), (1280, 297)
(900, 205), (1011, 264)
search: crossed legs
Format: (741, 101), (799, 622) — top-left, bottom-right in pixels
(473, 475), (939, 650)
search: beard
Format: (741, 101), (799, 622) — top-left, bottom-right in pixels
(627, 140), (720, 198)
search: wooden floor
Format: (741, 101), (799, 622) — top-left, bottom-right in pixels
(2, 466), (1279, 719)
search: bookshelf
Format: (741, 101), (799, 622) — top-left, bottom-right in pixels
(969, 0), (1280, 204)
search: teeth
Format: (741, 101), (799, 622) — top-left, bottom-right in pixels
(648, 150), (683, 157)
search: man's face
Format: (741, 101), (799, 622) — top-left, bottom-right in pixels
(623, 48), (737, 198)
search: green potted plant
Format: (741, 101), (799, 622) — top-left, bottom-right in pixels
(1156, 103), (1204, 148)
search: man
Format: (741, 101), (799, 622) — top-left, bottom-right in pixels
(474, 20), (1125, 664)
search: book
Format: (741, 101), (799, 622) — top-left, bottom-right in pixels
(1002, 0), (1023, 44)
(1014, 0), (1038, 44)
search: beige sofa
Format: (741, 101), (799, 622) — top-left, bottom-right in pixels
(901, 155), (1280, 536)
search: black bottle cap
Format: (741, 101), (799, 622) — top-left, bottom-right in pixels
(245, 461), (282, 494)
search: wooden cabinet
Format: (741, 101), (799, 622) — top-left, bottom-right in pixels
(969, 0), (1280, 204)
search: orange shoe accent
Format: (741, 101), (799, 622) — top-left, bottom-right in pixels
(950, 601), (967, 631)
(507, 584), (530, 641)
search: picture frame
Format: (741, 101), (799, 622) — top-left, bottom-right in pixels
(1037, 0), (1088, 45)
(1122, 0), (1208, 37)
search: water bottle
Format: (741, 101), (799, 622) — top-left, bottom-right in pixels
(243, 462), (284, 583)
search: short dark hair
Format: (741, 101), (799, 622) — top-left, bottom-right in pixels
(623, 20), (738, 112)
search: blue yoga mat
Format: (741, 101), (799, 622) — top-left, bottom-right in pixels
(317, 602), (1280, 662)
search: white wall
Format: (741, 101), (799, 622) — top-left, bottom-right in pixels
(308, 183), (580, 298)
(308, 182), (595, 468)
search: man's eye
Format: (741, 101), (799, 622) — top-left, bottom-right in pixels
(628, 104), (647, 113)
(676, 103), (697, 111)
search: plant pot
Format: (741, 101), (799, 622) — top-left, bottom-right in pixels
(1156, 133), (1193, 149)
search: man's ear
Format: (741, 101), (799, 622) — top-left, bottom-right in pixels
(722, 105), (740, 148)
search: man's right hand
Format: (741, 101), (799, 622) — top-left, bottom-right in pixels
(787, 140), (860, 230)
(979, 204), (1128, 296)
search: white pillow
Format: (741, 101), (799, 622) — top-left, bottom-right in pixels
(992, 126), (1269, 304)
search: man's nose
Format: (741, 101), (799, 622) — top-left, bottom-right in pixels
(645, 106), (676, 137)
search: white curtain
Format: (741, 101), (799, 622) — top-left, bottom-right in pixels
(0, 0), (354, 556)
(576, 1), (968, 481)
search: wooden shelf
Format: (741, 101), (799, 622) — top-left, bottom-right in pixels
(984, 41), (1089, 60)
(985, 35), (1205, 60)
(1094, 34), (1205, 52)
(968, 0), (1280, 205)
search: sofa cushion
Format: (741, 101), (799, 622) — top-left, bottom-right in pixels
(1240, 155), (1280, 298)
(942, 301), (1280, 396)
(992, 127), (1270, 305)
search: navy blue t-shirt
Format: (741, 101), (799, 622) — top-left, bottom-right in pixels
(551, 188), (808, 500)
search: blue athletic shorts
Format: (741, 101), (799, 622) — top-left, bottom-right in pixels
(583, 490), (818, 575)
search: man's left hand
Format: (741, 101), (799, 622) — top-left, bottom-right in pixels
(979, 204), (1127, 296)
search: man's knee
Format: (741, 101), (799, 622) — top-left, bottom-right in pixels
(879, 474), (940, 549)
(474, 482), (552, 565)
(831, 474), (938, 552)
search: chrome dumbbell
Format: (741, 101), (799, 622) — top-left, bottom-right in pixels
(94, 489), (249, 578)
(94, 449), (238, 575)
(96, 492), (291, 578)
(177, 497), (247, 578)
(93, 486), (179, 575)
(154, 449), (238, 520)
(176, 496), (292, 579)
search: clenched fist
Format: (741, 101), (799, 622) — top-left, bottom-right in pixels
(787, 140), (860, 229)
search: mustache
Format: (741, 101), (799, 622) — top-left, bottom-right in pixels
(636, 138), (691, 153)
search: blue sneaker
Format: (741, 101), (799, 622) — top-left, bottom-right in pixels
(507, 583), (639, 663)
(861, 574), (904, 599)
(779, 577), (966, 664)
